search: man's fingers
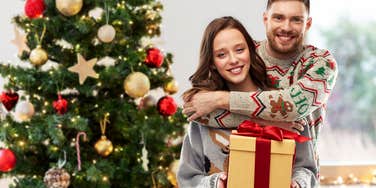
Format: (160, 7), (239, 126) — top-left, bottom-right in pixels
(291, 120), (305, 132)
(293, 123), (304, 132)
(182, 107), (195, 116)
(289, 127), (301, 135)
(296, 119), (306, 126)
(183, 102), (192, 109)
(182, 95), (191, 103)
(187, 112), (201, 122)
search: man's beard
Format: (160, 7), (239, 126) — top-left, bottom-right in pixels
(266, 31), (304, 56)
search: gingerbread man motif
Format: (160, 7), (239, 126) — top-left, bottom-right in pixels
(269, 95), (293, 118)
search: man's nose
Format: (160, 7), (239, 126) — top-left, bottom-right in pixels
(280, 20), (292, 32)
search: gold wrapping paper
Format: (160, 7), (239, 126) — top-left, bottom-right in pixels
(227, 131), (295, 188)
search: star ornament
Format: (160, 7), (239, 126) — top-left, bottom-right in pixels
(11, 26), (30, 56)
(68, 54), (99, 85)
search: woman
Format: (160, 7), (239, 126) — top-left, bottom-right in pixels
(177, 16), (303, 188)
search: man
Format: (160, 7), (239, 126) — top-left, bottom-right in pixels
(183, 0), (338, 187)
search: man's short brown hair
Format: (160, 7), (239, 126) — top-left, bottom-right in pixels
(266, 0), (310, 15)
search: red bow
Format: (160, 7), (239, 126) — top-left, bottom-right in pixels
(235, 120), (310, 143)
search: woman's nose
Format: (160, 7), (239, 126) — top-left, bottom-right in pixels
(228, 52), (238, 64)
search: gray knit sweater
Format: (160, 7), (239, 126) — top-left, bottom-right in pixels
(178, 121), (232, 188)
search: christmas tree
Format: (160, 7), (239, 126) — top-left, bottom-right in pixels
(0, 0), (186, 187)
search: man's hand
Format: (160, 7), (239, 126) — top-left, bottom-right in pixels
(249, 118), (306, 134)
(217, 173), (227, 188)
(183, 91), (229, 121)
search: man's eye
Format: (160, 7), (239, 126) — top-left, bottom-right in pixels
(292, 18), (304, 23)
(273, 16), (283, 21)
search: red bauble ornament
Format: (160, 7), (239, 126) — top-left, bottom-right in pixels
(53, 94), (68, 115)
(145, 48), (164, 68)
(0, 91), (19, 111)
(157, 96), (177, 116)
(0, 149), (17, 172)
(24, 0), (45, 19)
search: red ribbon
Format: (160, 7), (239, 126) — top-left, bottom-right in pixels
(234, 120), (310, 188)
(235, 120), (310, 143)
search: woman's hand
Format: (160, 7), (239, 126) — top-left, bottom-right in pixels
(291, 180), (301, 188)
(217, 173), (227, 188)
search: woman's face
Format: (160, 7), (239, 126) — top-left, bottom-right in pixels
(212, 28), (252, 91)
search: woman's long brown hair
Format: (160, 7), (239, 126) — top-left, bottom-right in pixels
(183, 16), (270, 101)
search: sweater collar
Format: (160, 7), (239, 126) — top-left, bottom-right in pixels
(258, 40), (304, 69)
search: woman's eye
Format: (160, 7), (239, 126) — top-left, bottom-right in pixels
(236, 48), (245, 53)
(216, 53), (225, 58)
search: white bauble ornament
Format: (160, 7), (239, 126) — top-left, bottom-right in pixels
(97, 24), (116, 43)
(15, 101), (35, 121)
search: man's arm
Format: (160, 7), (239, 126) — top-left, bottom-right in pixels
(184, 50), (338, 127)
(194, 109), (304, 133)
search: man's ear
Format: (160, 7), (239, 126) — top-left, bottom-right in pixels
(305, 17), (312, 31)
(263, 12), (268, 26)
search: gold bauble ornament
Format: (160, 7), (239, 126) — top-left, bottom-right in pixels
(94, 135), (113, 157)
(167, 160), (179, 187)
(56, 0), (83, 16)
(163, 79), (179, 95)
(29, 45), (48, 66)
(124, 72), (150, 98)
(97, 24), (116, 43)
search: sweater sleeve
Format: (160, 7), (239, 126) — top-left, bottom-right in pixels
(291, 124), (320, 188)
(293, 167), (318, 188)
(197, 50), (337, 128)
(177, 122), (221, 188)
(229, 54), (338, 121)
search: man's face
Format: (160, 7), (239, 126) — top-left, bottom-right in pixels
(263, 1), (312, 58)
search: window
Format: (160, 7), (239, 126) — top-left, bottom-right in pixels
(310, 0), (376, 185)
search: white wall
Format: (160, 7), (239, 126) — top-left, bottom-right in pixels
(0, 1), (24, 63)
(0, 1), (266, 105)
(0, 1), (24, 90)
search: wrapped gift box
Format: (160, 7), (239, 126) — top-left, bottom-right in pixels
(227, 130), (296, 188)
